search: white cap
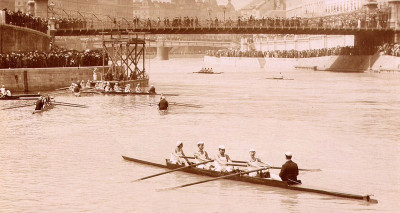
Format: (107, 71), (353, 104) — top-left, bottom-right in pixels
(161, 96), (165, 100)
(197, 141), (204, 145)
(218, 145), (225, 150)
(176, 141), (183, 147)
(249, 148), (256, 152)
(285, 152), (292, 157)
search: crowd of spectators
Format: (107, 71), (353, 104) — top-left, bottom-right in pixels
(0, 48), (108, 69)
(377, 43), (400, 56)
(206, 46), (378, 59)
(3, 9), (48, 33)
(54, 17), (87, 29)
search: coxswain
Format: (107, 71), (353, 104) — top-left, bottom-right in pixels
(35, 96), (44, 110)
(279, 152), (300, 184)
(170, 141), (190, 165)
(86, 80), (91, 88)
(124, 84), (131, 93)
(158, 96), (168, 110)
(135, 83), (142, 93)
(73, 84), (80, 93)
(114, 82), (122, 92)
(148, 85), (156, 94)
(0, 85), (7, 97)
(246, 149), (271, 178)
(80, 80), (85, 89)
(214, 145), (234, 172)
(194, 141), (214, 170)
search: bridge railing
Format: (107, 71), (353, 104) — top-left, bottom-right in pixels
(53, 18), (391, 33)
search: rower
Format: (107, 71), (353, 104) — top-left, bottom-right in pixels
(124, 84), (131, 93)
(77, 80), (82, 89)
(170, 141), (190, 165)
(277, 72), (283, 79)
(114, 82), (122, 92)
(158, 96), (168, 110)
(246, 149), (271, 178)
(35, 96), (44, 110)
(0, 85), (7, 97)
(279, 152), (300, 184)
(135, 83), (142, 93)
(86, 80), (91, 88)
(214, 145), (234, 172)
(148, 85), (156, 94)
(194, 141), (214, 170)
(80, 80), (85, 89)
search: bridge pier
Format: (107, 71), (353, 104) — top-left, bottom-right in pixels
(157, 47), (171, 60)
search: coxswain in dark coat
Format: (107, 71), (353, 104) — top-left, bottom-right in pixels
(158, 96), (168, 110)
(279, 152), (300, 184)
(73, 85), (80, 93)
(35, 97), (44, 110)
(77, 80), (82, 89)
(148, 85), (156, 94)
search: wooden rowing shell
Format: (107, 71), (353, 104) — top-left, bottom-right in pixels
(121, 156), (378, 203)
(32, 103), (54, 114)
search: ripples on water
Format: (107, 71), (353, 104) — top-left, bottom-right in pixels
(0, 58), (399, 212)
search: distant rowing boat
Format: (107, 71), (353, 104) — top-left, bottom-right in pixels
(32, 102), (54, 114)
(122, 156), (377, 203)
(193, 71), (223, 74)
(265, 78), (294, 80)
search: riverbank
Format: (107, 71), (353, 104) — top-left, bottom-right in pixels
(204, 55), (400, 72)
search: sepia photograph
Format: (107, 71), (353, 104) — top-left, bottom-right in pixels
(0, 0), (399, 212)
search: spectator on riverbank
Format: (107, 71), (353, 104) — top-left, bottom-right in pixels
(3, 9), (48, 33)
(378, 43), (400, 56)
(0, 49), (108, 69)
(206, 46), (377, 59)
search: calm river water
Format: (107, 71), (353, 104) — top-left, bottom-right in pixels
(0, 58), (399, 212)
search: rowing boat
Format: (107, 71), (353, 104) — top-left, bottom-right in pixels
(32, 102), (54, 114)
(101, 91), (179, 96)
(265, 78), (294, 80)
(193, 71), (223, 74)
(122, 156), (377, 203)
(0, 94), (41, 100)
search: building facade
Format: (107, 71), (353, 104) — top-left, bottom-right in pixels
(132, 0), (237, 20)
(0, 0), (15, 11)
(240, 0), (286, 18)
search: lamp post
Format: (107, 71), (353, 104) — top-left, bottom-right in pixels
(223, 6), (226, 22)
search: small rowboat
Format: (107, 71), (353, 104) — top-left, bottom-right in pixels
(0, 94), (41, 100)
(32, 102), (54, 114)
(122, 156), (377, 203)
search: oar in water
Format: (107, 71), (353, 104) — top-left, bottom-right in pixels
(53, 103), (88, 108)
(1, 103), (35, 110)
(55, 87), (70, 91)
(133, 160), (214, 182)
(170, 102), (203, 108)
(54, 101), (87, 107)
(159, 167), (268, 191)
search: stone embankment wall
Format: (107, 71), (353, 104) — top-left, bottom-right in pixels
(204, 55), (400, 72)
(0, 24), (50, 53)
(0, 66), (104, 92)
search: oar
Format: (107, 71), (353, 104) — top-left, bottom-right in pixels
(53, 103), (88, 108)
(159, 167), (267, 191)
(1, 103), (35, 110)
(55, 87), (70, 91)
(133, 160), (214, 182)
(170, 102), (203, 108)
(54, 101), (87, 107)
(182, 157), (320, 172)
